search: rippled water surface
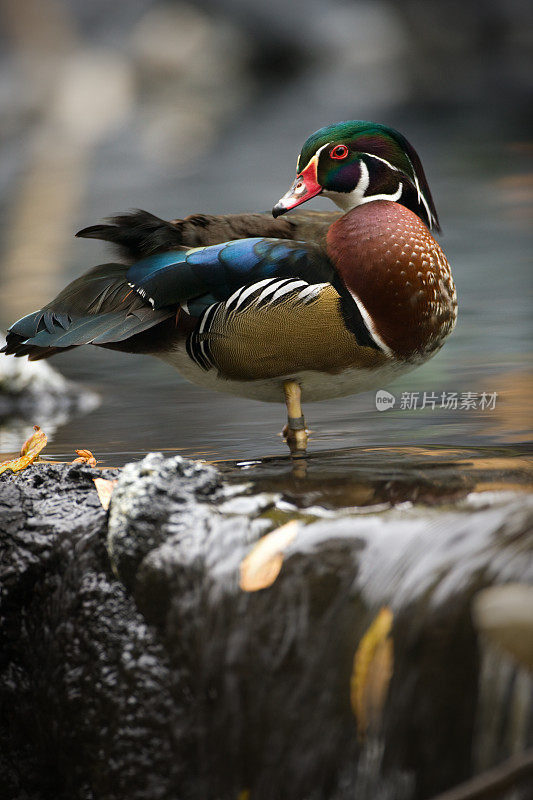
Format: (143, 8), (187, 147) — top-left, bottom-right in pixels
(0, 4), (531, 467)
(2, 122), (531, 466)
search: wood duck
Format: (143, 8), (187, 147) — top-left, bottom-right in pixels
(2, 121), (457, 455)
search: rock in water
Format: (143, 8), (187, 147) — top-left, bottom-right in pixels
(0, 462), (182, 800)
(0, 333), (99, 449)
(1, 454), (532, 800)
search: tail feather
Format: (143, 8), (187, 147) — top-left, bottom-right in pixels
(76, 210), (186, 262)
(2, 261), (173, 360)
(75, 208), (342, 263)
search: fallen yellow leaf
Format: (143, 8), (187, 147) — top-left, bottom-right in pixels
(0, 426), (47, 475)
(351, 607), (394, 742)
(239, 520), (299, 592)
(93, 477), (118, 510)
(72, 449), (98, 467)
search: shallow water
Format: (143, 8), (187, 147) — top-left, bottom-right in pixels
(0, 6), (531, 465)
(219, 443), (533, 506)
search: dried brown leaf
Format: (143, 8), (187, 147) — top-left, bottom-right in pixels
(72, 448), (98, 467)
(239, 520), (299, 592)
(0, 426), (47, 475)
(93, 477), (118, 510)
(351, 606), (394, 741)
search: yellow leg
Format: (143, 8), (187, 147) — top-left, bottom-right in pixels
(282, 380), (308, 456)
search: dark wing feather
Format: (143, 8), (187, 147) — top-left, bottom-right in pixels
(126, 238), (336, 312)
(75, 209), (340, 261)
(2, 262), (172, 360)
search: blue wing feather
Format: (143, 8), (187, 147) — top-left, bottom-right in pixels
(126, 238), (334, 311)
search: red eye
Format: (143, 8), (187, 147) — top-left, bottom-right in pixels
(330, 144), (349, 160)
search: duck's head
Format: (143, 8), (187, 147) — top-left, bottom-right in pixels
(272, 120), (440, 231)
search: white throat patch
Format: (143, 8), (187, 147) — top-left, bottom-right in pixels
(324, 160), (403, 212)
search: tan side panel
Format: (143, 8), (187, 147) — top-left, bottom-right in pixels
(207, 285), (387, 381)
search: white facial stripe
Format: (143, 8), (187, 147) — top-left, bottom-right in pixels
(364, 151), (434, 228)
(358, 154), (405, 204)
(348, 290), (394, 357)
(356, 159), (371, 197)
(360, 152), (399, 172)
(420, 192), (432, 226)
(325, 160), (403, 211)
(359, 181), (403, 205)
(331, 158), (370, 209)
(404, 153), (422, 203)
(404, 152), (435, 227)
(323, 159), (370, 211)
(298, 142), (331, 176)
(276, 148), (327, 210)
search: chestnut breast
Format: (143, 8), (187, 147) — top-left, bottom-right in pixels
(326, 201), (457, 361)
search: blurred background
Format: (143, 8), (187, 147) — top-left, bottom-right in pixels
(0, 0), (531, 463)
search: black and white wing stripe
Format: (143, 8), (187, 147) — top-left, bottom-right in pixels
(186, 278), (331, 370)
(186, 302), (219, 370)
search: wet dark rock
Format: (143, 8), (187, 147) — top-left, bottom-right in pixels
(1, 454), (532, 800)
(0, 462), (182, 800)
(0, 336), (99, 449)
(107, 452), (224, 593)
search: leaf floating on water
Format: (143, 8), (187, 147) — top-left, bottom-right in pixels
(93, 477), (118, 510)
(0, 425), (47, 475)
(239, 520), (299, 592)
(351, 606), (394, 742)
(72, 448), (98, 467)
